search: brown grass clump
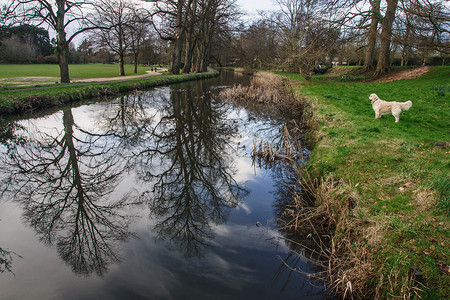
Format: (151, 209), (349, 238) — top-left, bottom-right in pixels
(252, 123), (306, 167)
(219, 71), (299, 108)
(278, 172), (382, 299)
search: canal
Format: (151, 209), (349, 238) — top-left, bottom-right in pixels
(0, 71), (330, 299)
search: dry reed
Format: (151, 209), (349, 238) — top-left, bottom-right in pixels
(219, 71), (298, 108)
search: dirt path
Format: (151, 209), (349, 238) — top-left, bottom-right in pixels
(0, 69), (167, 88)
(370, 66), (430, 82)
(72, 70), (164, 83)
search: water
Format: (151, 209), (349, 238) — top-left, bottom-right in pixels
(0, 71), (329, 299)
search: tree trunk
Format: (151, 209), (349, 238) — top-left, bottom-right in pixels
(171, 38), (184, 75)
(134, 52), (138, 73)
(182, 37), (192, 73)
(363, 0), (381, 71)
(56, 0), (70, 83)
(119, 53), (125, 76)
(374, 0), (399, 77)
(182, 33), (199, 74)
(170, 0), (185, 75)
(182, 0), (197, 74)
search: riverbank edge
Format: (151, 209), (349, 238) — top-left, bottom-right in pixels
(0, 70), (219, 117)
(293, 92), (378, 298)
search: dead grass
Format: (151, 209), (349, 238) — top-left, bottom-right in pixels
(414, 187), (436, 212)
(219, 71), (299, 107)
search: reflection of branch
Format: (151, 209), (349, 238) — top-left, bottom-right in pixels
(1, 108), (136, 276)
(0, 247), (21, 275)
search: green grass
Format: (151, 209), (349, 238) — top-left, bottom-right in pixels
(284, 66), (449, 298)
(0, 71), (218, 115)
(0, 63), (158, 78)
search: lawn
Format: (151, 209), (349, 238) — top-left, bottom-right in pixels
(283, 66), (449, 298)
(0, 63), (155, 78)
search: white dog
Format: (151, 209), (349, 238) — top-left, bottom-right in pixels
(368, 93), (412, 123)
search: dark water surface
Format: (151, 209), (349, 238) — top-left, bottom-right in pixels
(0, 71), (329, 299)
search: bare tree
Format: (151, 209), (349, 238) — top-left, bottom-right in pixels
(148, 0), (189, 74)
(396, 0), (450, 65)
(237, 20), (279, 69)
(148, 0), (239, 74)
(2, 0), (97, 83)
(91, 0), (135, 76)
(195, 0), (240, 72)
(129, 8), (152, 74)
(273, 0), (340, 80)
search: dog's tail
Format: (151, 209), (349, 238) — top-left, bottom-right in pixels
(401, 101), (412, 111)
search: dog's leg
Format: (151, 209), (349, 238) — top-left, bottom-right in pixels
(375, 112), (381, 119)
(392, 108), (401, 123)
(393, 113), (400, 123)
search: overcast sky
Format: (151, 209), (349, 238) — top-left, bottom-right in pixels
(236, 0), (278, 18)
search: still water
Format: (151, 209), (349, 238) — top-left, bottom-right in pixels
(0, 71), (329, 299)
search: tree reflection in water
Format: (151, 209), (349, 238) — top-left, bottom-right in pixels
(0, 247), (18, 274)
(1, 108), (137, 276)
(99, 93), (153, 147)
(134, 84), (248, 258)
(0, 83), (250, 274)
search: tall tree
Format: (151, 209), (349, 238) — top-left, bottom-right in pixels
(374, 0), (399, 76)
(149, 0), (239, 74)
(92, 0), (134, 76)
(2, 0), (96, 83)
(363, 0), (381, 71)
(149, 0), (190, 74)
(397, 0), (450, 65)
(129, 8), (152, 74)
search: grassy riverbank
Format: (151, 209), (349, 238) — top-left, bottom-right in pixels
(284, 66), (449, 298)
(0, 71), (218, 116)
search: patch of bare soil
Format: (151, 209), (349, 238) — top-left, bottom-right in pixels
(370, 66), (430, 82)
(72, 70), (163, 83)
